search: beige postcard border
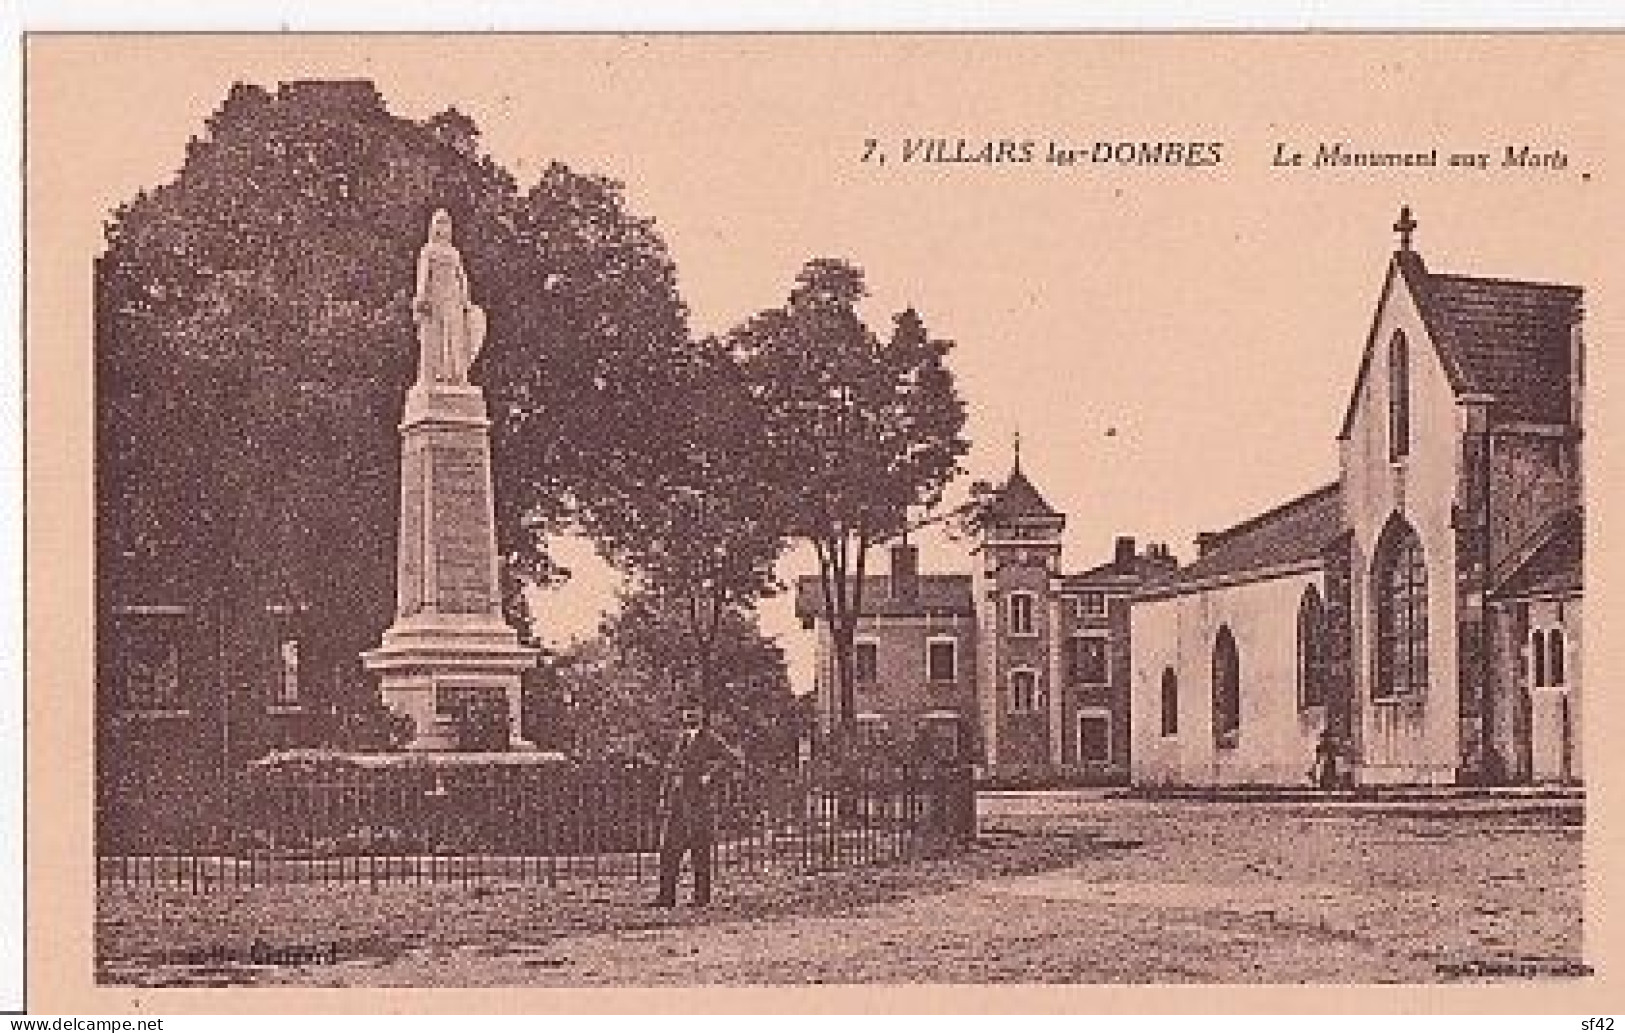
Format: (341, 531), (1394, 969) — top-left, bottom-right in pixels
(24, 31), (1625, 1014)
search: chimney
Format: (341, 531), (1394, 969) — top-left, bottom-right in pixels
(890, 542), (920, 603)
(1196, 532), (1219, 556)
(1146, 542), (1179, 573)
(1114, 535), (1137, 570)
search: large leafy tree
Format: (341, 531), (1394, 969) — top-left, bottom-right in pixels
(732, 260), (970, 744)
(96, 80), (691, 738)
(577, 589), (804, 767)
(484, 162), (693, 591)
(576, 337), (788, 718)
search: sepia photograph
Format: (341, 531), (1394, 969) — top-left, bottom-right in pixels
(22, 31), (1625, 1012)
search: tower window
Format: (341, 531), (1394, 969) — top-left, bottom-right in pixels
(1008, 592), (1036, 636)
(926, 637), (958, 683)
(1009, 669), (1045, 713)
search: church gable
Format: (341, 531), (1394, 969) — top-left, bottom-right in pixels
(1339, 211), (1582, 439)
(1337, 250), (1459, 446)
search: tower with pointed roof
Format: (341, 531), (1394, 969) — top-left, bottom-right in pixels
(971, 438), (1068, 774)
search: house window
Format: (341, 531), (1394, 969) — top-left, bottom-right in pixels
(1389, 331), (1410, 462)
(1160, 667), (1179, 736)
(1297, 586), (1329, 709)
(1533, 627), (1568, 687)
(125, 635), (183, 712)
(856, 713), (891, 748)
(1009, 668), (1045, 713)
(274, 639), (301, 706)
(854, 640), (879, 684)
(919, 713), (962, 760)
(1374, 518), (1428, 700)
(926, 637), (958, 683)
(1077, 711), (1112, 765)
(1074, 592), (1105, 621)
(1212, 625), (1240, 748)
(1008, 592), (1036, 636)
(1069, 636), (1108, 684)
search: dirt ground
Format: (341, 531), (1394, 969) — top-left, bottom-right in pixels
(98, 792), (1585, 986)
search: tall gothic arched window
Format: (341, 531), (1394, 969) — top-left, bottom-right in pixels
(1298, 586), (1329, 709)
(1549, 628), (1567, 685)
(1389, 331), (1411, 462)
(1374, 518), (1428, 699)
(1212, 626), (1240, 747)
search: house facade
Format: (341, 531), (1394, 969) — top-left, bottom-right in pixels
(94, 588), (355, 848)
(96, 599), (356, 768)
(796, 461), (1175, 783)
(1130, 209), (1584, 787)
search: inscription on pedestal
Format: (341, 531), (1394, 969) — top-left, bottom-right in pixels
(431, 443), (494, 613)
(399, 444), (426, 617)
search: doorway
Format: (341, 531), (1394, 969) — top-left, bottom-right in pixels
(1077, 709), (1111, 766)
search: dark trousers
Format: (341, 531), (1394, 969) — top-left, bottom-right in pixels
(655, 810), (714, 905)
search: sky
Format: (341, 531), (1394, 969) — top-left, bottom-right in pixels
(33, 34), (1618, 689)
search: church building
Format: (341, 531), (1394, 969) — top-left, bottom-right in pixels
(1130, 208), (1584, 787)
(796, 456), (1176, 783)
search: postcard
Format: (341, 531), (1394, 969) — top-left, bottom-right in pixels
(23, 32), (1625, 1013)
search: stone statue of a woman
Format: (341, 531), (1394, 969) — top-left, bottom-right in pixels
(412, 208), (487, 385)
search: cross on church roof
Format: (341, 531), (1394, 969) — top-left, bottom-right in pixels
(1394, 205), (1418, 252)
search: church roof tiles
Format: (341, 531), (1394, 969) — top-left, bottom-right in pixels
(1410, 261), (1581, 425)
(1146, 482), (1342, 598)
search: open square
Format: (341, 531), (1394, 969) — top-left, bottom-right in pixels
(98, 792), (1583, 986)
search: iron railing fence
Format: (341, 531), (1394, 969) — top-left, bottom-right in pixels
(97, 760), (976, 891)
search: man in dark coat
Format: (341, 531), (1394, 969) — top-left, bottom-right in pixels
(653, 704), (743, 907)
(1310, 729), (1349, 789)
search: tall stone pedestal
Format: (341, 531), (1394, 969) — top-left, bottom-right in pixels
(363, 383), (538, 751)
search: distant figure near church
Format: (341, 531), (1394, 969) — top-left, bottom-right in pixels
(412, 208), (486, 385)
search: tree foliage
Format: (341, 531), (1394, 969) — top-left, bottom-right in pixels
(96, 80), (691, 719)
(576, 336), (788, 714)
(731, 260), (970, 739)
(541, 593), (805, 768)
(97, 81), (970, 764)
